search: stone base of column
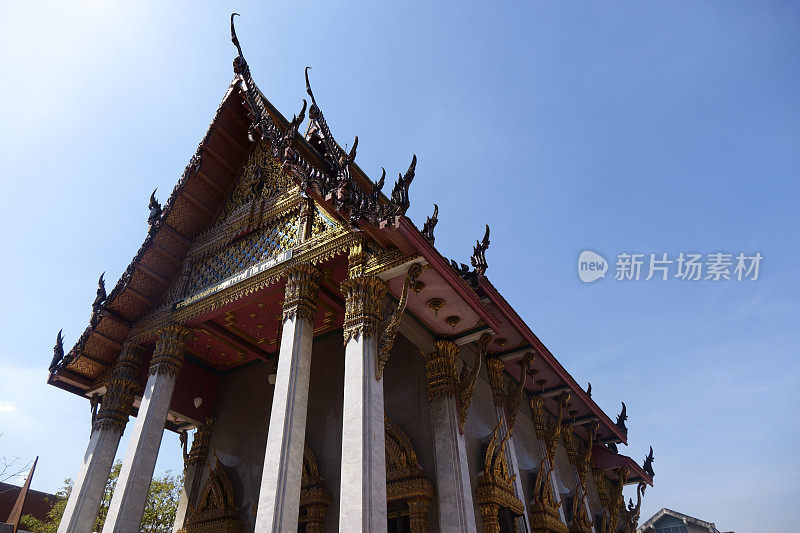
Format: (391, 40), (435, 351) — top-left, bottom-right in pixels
(57, 429), (122, 533)
(339, 334), (387, 532)
(102, 371), (178, 532)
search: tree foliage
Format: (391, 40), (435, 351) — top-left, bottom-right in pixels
(21, 462), (182, 533)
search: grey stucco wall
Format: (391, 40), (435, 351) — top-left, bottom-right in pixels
(383, 334), (441, 532)
(199, 359), (274, 532)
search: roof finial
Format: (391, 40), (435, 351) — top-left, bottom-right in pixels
(230, 13), (249, 76)
(148, 189), (162, 227)
(643, 446), (655, 478)
(586, 381), (592, 397)
(92, 273), (107, 315)
(389, 154), (416, 217)
(421, 203), (438, 245)
(616, 401), (628, 435)
(305, 67), (317, 107)
(49, 329), (64, 372)
(471, 224), (490, 276)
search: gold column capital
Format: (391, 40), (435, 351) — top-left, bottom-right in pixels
(283, 263), (322, 322)
(423, 338), (460, 402)
(486, 357), (506, 408)
(93, 342), (144, 434)
(149, 323), (193, 378)
(341, 275), (387, 345)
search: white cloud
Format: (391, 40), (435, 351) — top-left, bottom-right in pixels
(0, 401), (18, 413)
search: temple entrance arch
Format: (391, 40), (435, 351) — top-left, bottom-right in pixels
(385, 414), (435, 533)
(179, 456), (241, 533)
(299, 443), (331, 533)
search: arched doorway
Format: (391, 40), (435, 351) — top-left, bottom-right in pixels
(385, 414), (434, 533)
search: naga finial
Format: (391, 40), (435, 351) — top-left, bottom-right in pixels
(375, 168), (386, 191)
(305, 66), (319, 118)
(587, 381), (592, 398)
(148, 189), (162, 226)
(49, 329), (64, 372)
(388, 154), (416, 217)
(643, 446), (655, 478)
(92, 272), (107, 314)
(421, 203), (438, 245)
(616, 401), (628, 435)
(348, 135), (358, 162)
(230, 13), (249, 75)
(471, 224), (490, 276)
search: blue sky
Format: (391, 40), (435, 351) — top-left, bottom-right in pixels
(1, 2), (798, 531)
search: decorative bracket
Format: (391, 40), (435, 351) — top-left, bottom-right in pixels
(376, 263), (422, 379)
(456, 332), (491, 433)
(505, 352), (533, 433)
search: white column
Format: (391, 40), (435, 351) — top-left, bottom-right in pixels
(103, 324), (192, 533)
(255, 264), (320, 532)
(425, 338), (477, 533)
(59, 429), (123, 533)
(58, 343), (143, 533)
(338, 275), (388, 532)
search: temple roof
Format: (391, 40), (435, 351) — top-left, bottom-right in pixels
(48, 15), (651, 470)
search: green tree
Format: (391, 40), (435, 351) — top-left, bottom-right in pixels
(21, 462), (182, 533)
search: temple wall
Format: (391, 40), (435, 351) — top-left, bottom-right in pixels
(553, 441), (576, 523)
(201, 360), (274, 532)
(511, 399), (544, 510)
(384, 334), (440, 532)
(585, 466), (603, 522)
(304, 331), (346, 532)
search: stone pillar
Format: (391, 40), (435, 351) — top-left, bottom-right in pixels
(58, 343), (143, 533)
(338, 274), (388, 532)
(424, 338), (477, 533)
(172, 418), (214, 533)
(102, 324), (192, 533)
(255, 264), (321, 532)
(486, 357), (532, 533)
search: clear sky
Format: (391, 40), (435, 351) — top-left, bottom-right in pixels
(1, 2), (798, 531)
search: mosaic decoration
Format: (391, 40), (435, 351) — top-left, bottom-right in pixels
(184, 212), (301, 298)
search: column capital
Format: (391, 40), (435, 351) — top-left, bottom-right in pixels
(423, 338), (460, 402)
(341, 275), (387, 345)
(149, 323), (193, 378)
(283, 263), (322, 322)
(93, 342), (144, 434)
(486, 357), (506, 408)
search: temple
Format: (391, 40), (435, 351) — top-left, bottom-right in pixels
(47, 15), (654, 533)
